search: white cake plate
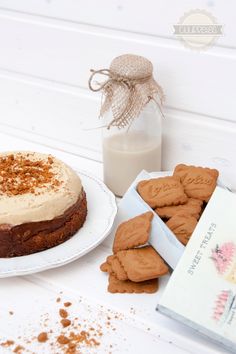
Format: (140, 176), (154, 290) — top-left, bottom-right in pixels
(0, 170), (117, 277)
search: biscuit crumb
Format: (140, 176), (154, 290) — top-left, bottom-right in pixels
(59, 309), (68, 318)
(57, 335), (70, 345)
(0, 153), (61, 196)
(13, 345), (24, 353)
(61, 319), (71, 328)
(0, 340), (14, 347)
(64, 302), (72, 307)
(37, 332), (48, 343)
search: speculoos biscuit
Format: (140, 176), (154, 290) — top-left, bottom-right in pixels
(108, 274), (159, 294)
(116, 246), (169, 282)
(155, 198), (203, 220)
(113, 211), (153, 253)
(137, 176), (187, 208)
(166, 211), (198, 245)
(173, 164), (219, 202)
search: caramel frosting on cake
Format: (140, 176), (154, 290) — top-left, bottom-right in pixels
(0, 151), (82, 226)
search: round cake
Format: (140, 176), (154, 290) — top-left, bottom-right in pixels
(0, 151), (87, 257)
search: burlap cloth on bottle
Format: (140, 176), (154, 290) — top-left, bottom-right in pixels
(88, 54), (164, 128)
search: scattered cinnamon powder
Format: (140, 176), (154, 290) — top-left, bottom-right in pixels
(66, 342), (77, 354)
(61, 319), (71, 328)
(2, 297), (106, 353)
(89, 338), (100, 346)
(1, 340), (14, 347)
(59, 309), (68, 318)
(37, 332), (48, 343)
(56, 330), (101, 354)
(57, 335), (70, 345)
(0, 153), (61, 196)
(13, 345), (24, 353)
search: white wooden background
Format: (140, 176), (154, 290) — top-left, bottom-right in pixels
(0, 0), (236, 188)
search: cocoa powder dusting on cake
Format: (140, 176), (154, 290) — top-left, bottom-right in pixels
(0, 153), (61, 196)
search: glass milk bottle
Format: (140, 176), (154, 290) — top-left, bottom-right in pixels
(103, 100), (162, 196)
(88, 54), (164, 197)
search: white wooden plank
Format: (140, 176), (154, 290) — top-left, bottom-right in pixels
(0, 10), (235, 121)
(0, 275), (191, 354)
(0, 74), (235, 190)
(1, 109), (235, 190)
(0, 0), (234, 48)
(0, 71), (102, 161)
(162, 108), (236, 192)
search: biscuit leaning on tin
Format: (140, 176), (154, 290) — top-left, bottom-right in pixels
(100, 212), (169, 294)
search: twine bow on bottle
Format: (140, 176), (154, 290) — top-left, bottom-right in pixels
(88, 54), (164, 129)
(88, 69), (152, 92)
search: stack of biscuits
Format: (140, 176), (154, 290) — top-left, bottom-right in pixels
(100, 212), (169, 294)
(137, 164), (219, 246)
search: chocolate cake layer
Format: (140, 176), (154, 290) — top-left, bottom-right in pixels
(0, 190), (87, 258)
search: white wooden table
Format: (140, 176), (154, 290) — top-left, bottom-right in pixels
(0, 131), (230, 354)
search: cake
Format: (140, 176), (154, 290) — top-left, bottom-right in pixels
(0, 151), (87, 257)
(211, 242), (236, 283)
